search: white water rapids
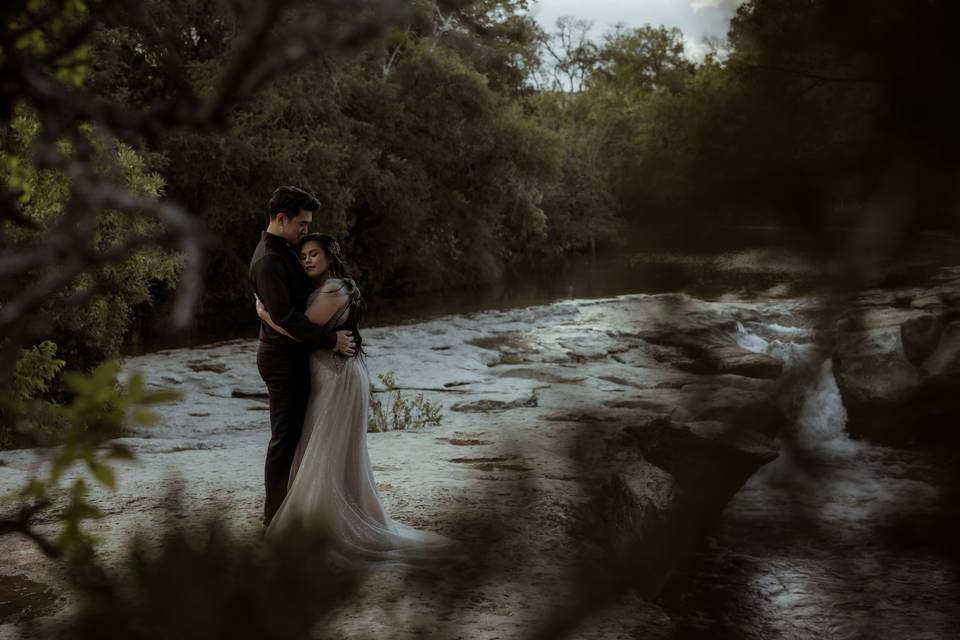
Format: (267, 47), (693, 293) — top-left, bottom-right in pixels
(664, 318), (959, 639)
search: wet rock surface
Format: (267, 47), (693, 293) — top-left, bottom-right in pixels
(834, 266), (960, 443)
(658, 263), (960, 640)
(0, 293), (793, 639)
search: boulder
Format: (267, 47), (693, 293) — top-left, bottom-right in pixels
(588, 415), (779, 598)
(834, 325), (919, 408)
(901, 313), (944, 365)
(922, 320), (960, 380)
(834, 298), (960, 443)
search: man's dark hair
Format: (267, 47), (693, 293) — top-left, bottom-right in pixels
(267, 186), (321, 221)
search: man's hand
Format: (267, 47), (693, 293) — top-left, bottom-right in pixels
(334, 330), (356, 357)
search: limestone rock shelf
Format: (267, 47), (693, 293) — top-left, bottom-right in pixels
(0, 293), (799, 638)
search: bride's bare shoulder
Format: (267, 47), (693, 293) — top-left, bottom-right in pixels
(321, 277), (359, 297)
(319, 277), (347, 294)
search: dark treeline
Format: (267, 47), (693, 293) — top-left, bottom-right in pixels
(3, 0), (959, 438)
(86, 0), (613, 330)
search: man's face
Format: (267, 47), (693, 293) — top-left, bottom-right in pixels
(279, 209), (313, 244)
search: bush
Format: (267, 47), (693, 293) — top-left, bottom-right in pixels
(367, 371), (443, 433)
(0, 341), (66, 449)
(0, 109), (181, 374)
(52, 514), (358, 640)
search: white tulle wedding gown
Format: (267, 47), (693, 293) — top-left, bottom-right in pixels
(266, 283), (454, 567)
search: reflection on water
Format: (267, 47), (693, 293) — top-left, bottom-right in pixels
(132, 247), (817, 353)
(363, 250), (815, 328)
(661, 319), (960, 639)
(129, 227), (960, 353)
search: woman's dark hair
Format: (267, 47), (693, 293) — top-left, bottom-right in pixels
(299, 233), (366, 342)
(267, 186), (320, 222)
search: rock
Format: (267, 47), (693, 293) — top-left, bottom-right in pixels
(835, 326), (919, 407)
(834, 291), (960, 442)
(700, 344), (783, 379)
(451, 393), (538, 412)
(231, 388), (268, 400)
(901, 313), (944, 365)
(588, 471), (671, 597)
(681, 390), (782, 437)
(838, 306), (919, 331)
(645, 332), (783, 379)
(592, 416), (778, 598)
(623, 418), (778, 472)
(187, 361), (228, 374)
(910, 294), (942, 309)
(498, 368), (586, 385)
(922, 321), (960, 380)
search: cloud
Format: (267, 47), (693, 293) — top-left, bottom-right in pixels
(690, 0), (740, 12)
(683, 36), (712, 61)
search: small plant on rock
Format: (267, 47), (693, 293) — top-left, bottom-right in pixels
(367, 371), (442, 433)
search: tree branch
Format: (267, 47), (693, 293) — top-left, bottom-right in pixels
(0, 500), (62, 560)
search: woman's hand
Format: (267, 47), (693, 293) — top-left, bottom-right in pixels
(254, 294), (296, 340)
(334, 330), (356, 357)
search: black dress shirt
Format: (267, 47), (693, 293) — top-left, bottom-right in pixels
(249, 232), (337, 350)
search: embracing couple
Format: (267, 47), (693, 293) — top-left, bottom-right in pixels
(248, 186), (451, 566)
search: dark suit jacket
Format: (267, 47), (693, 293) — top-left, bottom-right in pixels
(249, 231), (337, 350)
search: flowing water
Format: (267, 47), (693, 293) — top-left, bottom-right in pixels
(661, 318), (960, 639)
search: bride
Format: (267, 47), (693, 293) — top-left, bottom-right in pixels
(256, 233), (453, 566)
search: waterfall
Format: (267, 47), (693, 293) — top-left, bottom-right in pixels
(795, 359), (849, 443)
(734, 320), (854, 456)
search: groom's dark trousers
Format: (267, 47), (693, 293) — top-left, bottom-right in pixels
(250, 231), (339, 526)
(256, 343), (311, 525)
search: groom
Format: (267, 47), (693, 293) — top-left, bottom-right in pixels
(249, 185), (356, 527)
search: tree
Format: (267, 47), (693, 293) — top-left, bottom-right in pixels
(593, 25), (695, 95)
(719, 0), (960, 234)
(534, 16), (599, 93)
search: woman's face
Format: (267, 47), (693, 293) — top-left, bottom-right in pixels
(300, 240), (329, 280)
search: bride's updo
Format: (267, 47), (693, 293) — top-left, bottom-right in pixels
(299, 233), (365, 326)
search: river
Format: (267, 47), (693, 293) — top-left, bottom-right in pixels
(127, 229), (960, 638)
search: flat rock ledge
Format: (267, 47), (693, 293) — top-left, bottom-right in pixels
(833, 266), (960, 443)
(0, 293), (789, 639)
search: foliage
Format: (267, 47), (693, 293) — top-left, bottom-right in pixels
(0, 109), (181, 373)
(346, 43), (561, 292)
(526, 90), (619, 253)
(529, 21), (716, 233)
(53, 515), (358, 640)
(593, 25), (694, 95)
(12, 341), (66, 401)
(2, 361), (179, 562)
(81, 0), (580, 312)
(613, 0), (960, 235)
(368, 370), (443, 432)
(0, 341), (66, 449)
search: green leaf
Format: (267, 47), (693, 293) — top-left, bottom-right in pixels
(131, 407), (157, 425)
(87, 460), (116, 490)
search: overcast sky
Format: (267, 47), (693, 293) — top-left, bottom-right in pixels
(526, 0), (743, 57)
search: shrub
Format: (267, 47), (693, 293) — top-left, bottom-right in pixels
(367, 371), (443, 433)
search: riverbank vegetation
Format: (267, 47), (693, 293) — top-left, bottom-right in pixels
(5, 0), (956, 397)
